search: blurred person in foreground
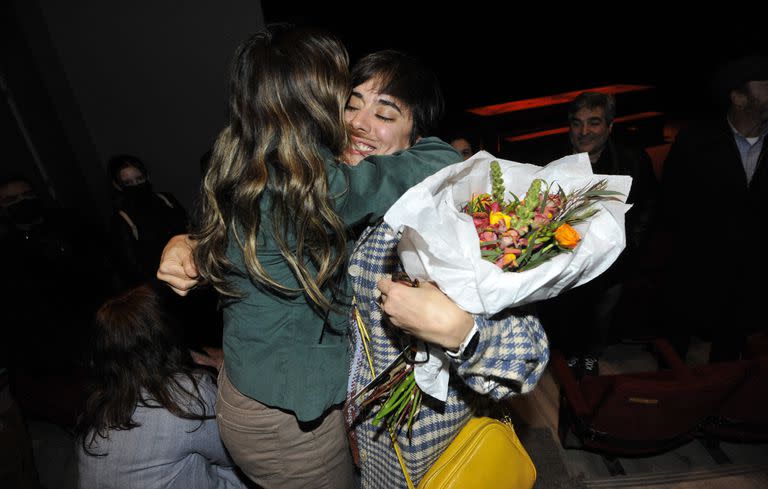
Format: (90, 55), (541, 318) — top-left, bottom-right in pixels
(660, 55), (768, 362)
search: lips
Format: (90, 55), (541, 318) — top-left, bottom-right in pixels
(350, 137), (377, 155)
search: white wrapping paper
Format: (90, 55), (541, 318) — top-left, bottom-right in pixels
(384, 151), (632, 316)
(383, 151), (632, 401)
(384, 150), (632, 316)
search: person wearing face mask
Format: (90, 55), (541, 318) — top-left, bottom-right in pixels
(0, 179), (45, 231)
(1, 176), (110, 433)
(107, 154), (188, 290)
(1, 176), (103, 357)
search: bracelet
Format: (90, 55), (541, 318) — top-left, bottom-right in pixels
(445, 322), (480, 360)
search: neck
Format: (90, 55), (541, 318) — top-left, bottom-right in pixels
(728, 109), (765, 138)
(573, 147), (604, 164)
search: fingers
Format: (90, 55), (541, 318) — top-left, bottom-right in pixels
(157, 234), (200, 296)
(373, 277), (472, 349)
(376, 279), (414, 330)
(181, 236), (199, 277)
(157, 273), (198, 297)
(377, 277), (394, 296)
(182, 255), (199, 278)
(157, 261), (198, 292)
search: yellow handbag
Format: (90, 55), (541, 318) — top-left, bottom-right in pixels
(417, 416), (537, 489)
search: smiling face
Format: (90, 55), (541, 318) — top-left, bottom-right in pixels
(568, 106), (613, 158)
(342, 77), (414, 165)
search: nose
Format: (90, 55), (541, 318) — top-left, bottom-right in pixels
(348, 110), (370, 133)
(579, 124), (590, 137)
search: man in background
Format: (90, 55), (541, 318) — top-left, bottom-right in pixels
(536, 92), (659, 376)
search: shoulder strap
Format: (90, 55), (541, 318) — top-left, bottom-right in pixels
(118, 210), (139, 240)
(155, 192), (174, 208)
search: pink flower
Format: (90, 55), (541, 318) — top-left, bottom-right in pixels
(479, 231), (497, 250)
(472, 212), (489, 229)
(543, 203), (559, 219)
(532, 213), (551, 230)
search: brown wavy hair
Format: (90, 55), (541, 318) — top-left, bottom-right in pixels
(193, 25), (351, 310)
(77, 285), (212, 455)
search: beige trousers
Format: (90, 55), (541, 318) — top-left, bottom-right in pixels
(216, 368), (354, 489)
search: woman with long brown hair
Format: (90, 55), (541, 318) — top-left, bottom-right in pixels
(76, 284), (248, 489)
(192, 26), (458, 488)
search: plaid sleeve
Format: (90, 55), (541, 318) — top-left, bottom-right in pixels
(449, 308), (549, 400)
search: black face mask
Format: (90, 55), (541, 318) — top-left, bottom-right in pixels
(6, 198), (43, 225)
(122, 182), (153, 200)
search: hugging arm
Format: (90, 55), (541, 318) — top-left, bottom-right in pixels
(378, 280), (549, 400)
(452, 309), (549, 400)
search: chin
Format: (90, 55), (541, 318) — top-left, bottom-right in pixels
(343, 152), (364, 166)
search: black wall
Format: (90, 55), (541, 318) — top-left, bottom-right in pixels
(6, 1), (265, 223)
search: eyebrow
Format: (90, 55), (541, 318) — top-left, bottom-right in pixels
(377, 98), (403, 115)
(569, 116), (605, 123)
(349, 90), (404, 115)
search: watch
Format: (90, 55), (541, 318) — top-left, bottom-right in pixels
(446, 323), (480, 360)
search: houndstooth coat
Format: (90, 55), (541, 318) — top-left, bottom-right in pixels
(345, 222), (549, 488)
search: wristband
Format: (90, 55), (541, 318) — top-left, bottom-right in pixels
(445, 322), (480, 360)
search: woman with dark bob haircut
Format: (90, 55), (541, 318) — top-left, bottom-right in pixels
(76, 284), (249, 489)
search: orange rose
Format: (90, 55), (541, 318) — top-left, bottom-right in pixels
(554, 223), (580, 249)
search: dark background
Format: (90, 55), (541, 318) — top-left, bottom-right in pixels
(266, 5), (766, 116)
(4, 1), (767, 225)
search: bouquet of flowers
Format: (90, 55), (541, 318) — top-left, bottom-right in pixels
(385, 151), (632, 315)
(466, 160), (619, 272)
(356, 151), (632, 436)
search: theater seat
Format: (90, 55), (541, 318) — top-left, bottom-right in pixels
(552, 338), (746, 456)
(699, 356), (768, 442)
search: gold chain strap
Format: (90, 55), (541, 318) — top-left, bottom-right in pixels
(352, 297), (415, 489)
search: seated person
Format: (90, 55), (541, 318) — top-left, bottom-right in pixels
(76, 284), (249, 489)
